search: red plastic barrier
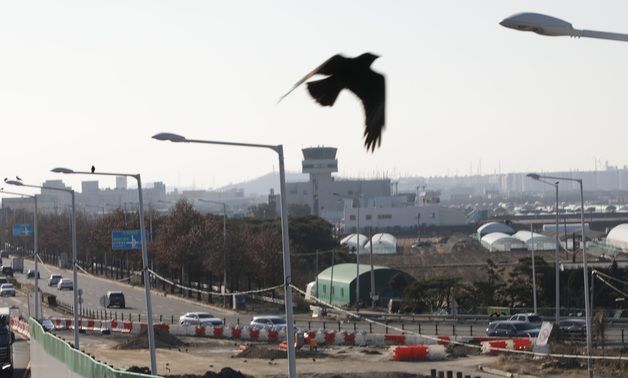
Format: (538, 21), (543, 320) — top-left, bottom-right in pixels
(268, 329), (278, 341)
(513, 338), (532, 351)
(324, 331), (335, 344)
(231, 328), (241, 338)
(436, 336), (450, 345)
(393, 344), (429, 361)
(213, 326), (223, 337)
(249, 328), (260, 341)
(195, 326), (206, 336)
(343, 332), (355, 345)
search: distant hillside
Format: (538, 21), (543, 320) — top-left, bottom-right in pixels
(219, 172), (309, 197)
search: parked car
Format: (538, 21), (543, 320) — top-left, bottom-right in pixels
(508, 313), (542, 325)
(559, 319), (587, 333)
(179, 312), (223, 326)
(39, 319), (55, 332)
(0, 284), (16, 297)
(57, 279), (73, 290)
(48, 274), (62, 286)
(0, 277), (8, 286)
(250, 315), (297, 332)
(486, 320), (540, 337)
(26, 269), (40, 279)
(105, 291), (126, 308)
(0, 266), (13, 277)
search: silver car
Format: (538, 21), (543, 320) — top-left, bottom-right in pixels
(250, 315), (297, 332)
(57, 278), (73, 290)
(179, 312), (223, 326)
(0, 283), (16, 297)
(48, 274), (62, 286)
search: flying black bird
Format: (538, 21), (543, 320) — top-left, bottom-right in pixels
(91, 165), (95, 173)
(279, 53), (386, 152)
(16, 176), (22, 181)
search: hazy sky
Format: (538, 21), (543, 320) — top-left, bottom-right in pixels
(1, 1), (627, 194)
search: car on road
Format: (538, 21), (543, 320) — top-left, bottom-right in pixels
(48, 274), (62, 286)
(0, 267), (13, 277)
(0, 277), (8, 286)
(26, 269), (40, 279)
(179, 312), (223, 326)
(105, 291), (126, 308)
(559, 319), (587, 334)
(0, 284), (16, 297)
(250, 315), (297, 332)
(508, 313), (542, 325)
(57, 279), (73, 290)
(486, 320), (540, 338)
(39, 319), (55, 332)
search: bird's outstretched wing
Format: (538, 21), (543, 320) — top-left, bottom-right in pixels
(277, 54), (347, 103)
(349, 70), (386, 152)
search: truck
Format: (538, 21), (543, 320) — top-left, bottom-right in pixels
(0, 308), (14, 377)
(9, 257), (23, 274)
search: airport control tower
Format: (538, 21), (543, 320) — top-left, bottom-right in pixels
(301, 147), (338, 216)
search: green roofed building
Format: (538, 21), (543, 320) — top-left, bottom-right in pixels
(315, 263), (415, 307)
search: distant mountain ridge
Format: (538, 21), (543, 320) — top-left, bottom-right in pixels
(218, 172), (309, 197)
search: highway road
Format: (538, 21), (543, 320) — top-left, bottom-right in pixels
(11, 258), (237, 322)
(7, 258), (628, 345)
(0, 291), (42, 377)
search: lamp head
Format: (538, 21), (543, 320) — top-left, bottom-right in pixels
(500, 12), (575, 37)
(152, 132), (187, 142)
(4, 180), (23, 186)
(527, 173), (541, 180)
(51, 167), (75, 174)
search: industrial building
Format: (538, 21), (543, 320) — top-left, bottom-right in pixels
(314, 263), (415, 306)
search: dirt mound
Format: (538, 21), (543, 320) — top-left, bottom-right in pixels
(116, 328), (187, 350)
(446, 235), (482, 253)
(235, 345), (328, 360)
(165, 367), (249, 378)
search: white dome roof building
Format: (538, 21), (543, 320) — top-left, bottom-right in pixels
(365, 233), (398, 255)
(512, 231), (556, 251)
(606, 224), (628, 252)
(481, 232), (527, 252)
(340, 233), (368, 253)
(477, 222), (515, 240)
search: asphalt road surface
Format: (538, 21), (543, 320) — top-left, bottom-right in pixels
(7, 258), (628, 344)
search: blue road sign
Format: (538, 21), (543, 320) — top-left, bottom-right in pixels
(12, 224), (33, 236)
(111, 230), (147, 250)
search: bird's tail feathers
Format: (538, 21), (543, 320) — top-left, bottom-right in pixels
(306, 77), (343, 107)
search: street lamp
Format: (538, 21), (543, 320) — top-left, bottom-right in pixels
(152, 132), (298, 378)
(51, 167), (158, 375)
(5, 179), (80, 348)
(500, 12), (628, 42)
(333, 193), (362, 311)
(527, 175), (561, 324)
(0, 189), (40, 319)
(527, 173), (592, 376)
(198, 199), (229, 308)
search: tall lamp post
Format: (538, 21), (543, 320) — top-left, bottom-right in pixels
(0, 189), (40, 319)
(198, 198), (229, 307)
(527, 175), (561, 323)
(5, 179), (80, 348)
(500, 12), (628, 42)
(51, 168), (157, 375)
(152, 132), (297, 378)
(333, 193), (364, 311)
(527, 173), (592, 376)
